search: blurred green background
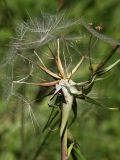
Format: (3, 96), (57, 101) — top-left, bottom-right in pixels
(0, 0), (120, 160)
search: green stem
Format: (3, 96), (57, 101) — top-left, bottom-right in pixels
(61, 128), (68, 160)
(60, 79), (74, 160)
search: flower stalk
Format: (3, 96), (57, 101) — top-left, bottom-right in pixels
(60, 79), (74, 160)
(61, 128), (68, 160)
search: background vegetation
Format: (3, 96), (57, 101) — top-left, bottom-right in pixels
(0, 0), (120, 160)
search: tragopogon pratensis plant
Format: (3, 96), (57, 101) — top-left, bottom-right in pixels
(2, 13), (120, 160)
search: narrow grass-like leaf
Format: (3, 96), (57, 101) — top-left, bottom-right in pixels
(67, 142), (74, 158)
(95, 59), (120, 76)
(95, 45), (119, 71)
(42, 107), (59, 132)
(71, 143), (86, 160)
(68, 98), (77, 128)
(72, 147), (86, 160)
(49, 94), (64, 108)
(82, 75), (96, 95)
(84, 95), (103, 106)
